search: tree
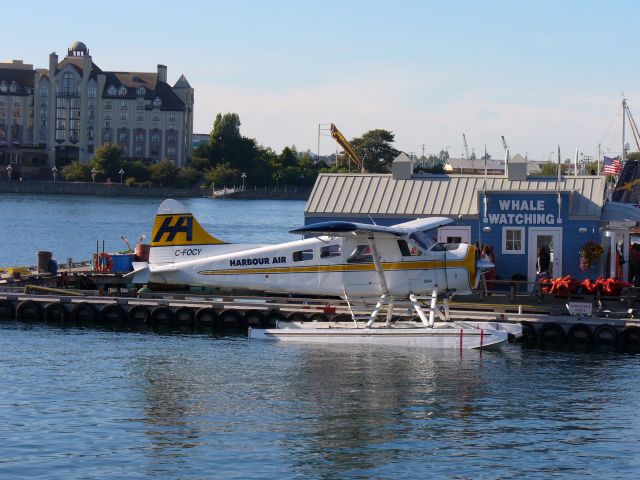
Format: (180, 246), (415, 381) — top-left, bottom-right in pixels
(210, 113), (241, 143)
(61, 161), (92, 182)
(349, 129), (399, 173)
(536, 162), (569, 176)
(204, 163), (241, 188)
(279, 146), (299, 168)
(122, 160), (150, 183)
(177, 166), (201, 188)
(149, 160), (179, 187)
(91, 143), (123, 180)
(437, 149), (450, 163)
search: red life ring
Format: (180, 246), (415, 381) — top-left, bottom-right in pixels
(96, 252), (113, 272)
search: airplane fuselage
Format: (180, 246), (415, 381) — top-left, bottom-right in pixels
(149, 235), (477, 298)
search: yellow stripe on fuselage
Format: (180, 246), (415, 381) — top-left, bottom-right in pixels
(198, 256), (475, 276)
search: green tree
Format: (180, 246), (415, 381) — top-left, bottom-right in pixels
(204, 163), (241, 188)
(149, 159), (179, 187)
(177, 166), (201, 188)
(210, 113), (241, 143)
(206, 113), (262, 173)
(536, 162), (569, 176)
(61, 161), (92, 182)
(278, 146), (299, 168)
(122, 160), (150, 183)
(91, 143), (123, 180)
(349, 129), (399, 173)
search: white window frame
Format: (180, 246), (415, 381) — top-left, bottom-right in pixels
(502, 227), (525, 255)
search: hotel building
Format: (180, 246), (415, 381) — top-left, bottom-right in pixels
(0, 41), (193, 175)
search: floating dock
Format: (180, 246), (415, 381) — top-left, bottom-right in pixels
(1, 289), (640, 348)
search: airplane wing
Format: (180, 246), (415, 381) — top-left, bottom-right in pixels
(289, 217), (453, 237)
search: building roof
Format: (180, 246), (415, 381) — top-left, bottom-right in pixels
(173, 74), (191, 88)
(305, 173), (606, 219)
(56, 56), (102, 81)
(0, 67), (34, 95)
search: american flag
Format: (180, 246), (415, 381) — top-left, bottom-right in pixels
(603, 156), (622, 175)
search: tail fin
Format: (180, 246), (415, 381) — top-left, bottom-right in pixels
(149, 199), (228, 265)
(151, 199), (226, 247)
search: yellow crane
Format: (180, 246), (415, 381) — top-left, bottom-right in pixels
(330, 124), (364, 173)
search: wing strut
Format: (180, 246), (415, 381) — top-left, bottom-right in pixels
(365, 236), (394, 327)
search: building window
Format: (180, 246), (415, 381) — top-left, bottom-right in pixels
(105, 100), (112, 110)
(9, 82), (17, 93)
(502, 227), (525, 255)
(119, 86), (127, 96)
(88, 87), (96, 97)
(62, 73), (75, 96)
(120, 100), (128, 110)
(104, 129), (112, 142)
(137, 101), (144, 111)
(136, 87), (145, 97)
(0, 82), (7, 93)
(153, 97), (161, 108)
(107, 85), (117, 96)
(40, 90), (48, 98)
(120, 113), (128, 125)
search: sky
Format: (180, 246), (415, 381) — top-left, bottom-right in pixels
(6, 0), (640, 161)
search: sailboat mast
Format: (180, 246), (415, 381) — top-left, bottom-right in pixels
(622, 98), (627, 163)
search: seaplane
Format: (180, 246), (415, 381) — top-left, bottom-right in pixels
(130, 199), (517, 349)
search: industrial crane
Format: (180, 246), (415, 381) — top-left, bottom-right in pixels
(330, 124), (364, 173)
(463, 134), (470, 160)
(501, 135), (510, 163)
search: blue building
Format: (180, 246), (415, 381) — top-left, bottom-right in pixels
(305, 153), (639, 286)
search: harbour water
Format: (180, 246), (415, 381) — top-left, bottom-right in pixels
(0, 194), (306, 267)
(2, 194), (640, 478)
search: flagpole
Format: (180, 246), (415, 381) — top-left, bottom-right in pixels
(597, 142), (601, 175)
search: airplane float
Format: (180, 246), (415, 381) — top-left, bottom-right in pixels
(130, 199), (516, 349)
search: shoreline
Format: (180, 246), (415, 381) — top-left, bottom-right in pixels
(0, 180), (311, 200)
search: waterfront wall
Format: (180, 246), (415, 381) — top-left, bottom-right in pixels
(0, 180), (204, 198)
(220, 186), (312, 201)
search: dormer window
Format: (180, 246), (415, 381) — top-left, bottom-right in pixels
(136, 87), (145, 97)
(107, 85), (117, 96)
(119, 86), (127, 96)
(9, 82), (18, 93)
(153, 97), (161, 108)
(0, 82), (6, 92)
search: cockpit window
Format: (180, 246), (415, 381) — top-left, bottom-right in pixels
(409, 230), (437, 250)
(347, 245), (373, 263)
(397, 239), (422, 257)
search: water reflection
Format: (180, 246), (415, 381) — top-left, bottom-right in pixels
(275, 345), (494, 477)
(3, 323), (640, 479)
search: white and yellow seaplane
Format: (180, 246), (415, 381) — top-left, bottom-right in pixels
(131, 199), (515, 349)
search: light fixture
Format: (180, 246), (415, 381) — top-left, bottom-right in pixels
(578, 227), (587, 233)
(482, 226), (492, 233)
(604, 230), (611, 237)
